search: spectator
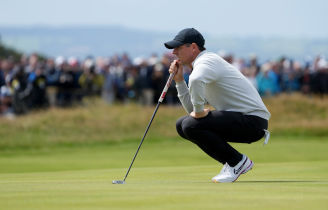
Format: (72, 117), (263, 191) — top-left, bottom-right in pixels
(25, 63), (48, 109)
(79, 58), (104, 97)
(312, 58), (328, 95)
(109, 57), (126, 102)
(125, 65), (138, 102)
(45, 58), (60, 107)
(152, 61), (166, 104)
(300, 63), (311, 94)
(68, 57), (83, 103)
(0, 58), (14, 117)
(249, 55), (261, 75)
(11, 64), (28, 114)
(256, 63), (279, 96)
(56, 58), (75, 106)
(242, 65), (258, 89)
(135, 59), (154, 106)
(102, 64), (115, 104)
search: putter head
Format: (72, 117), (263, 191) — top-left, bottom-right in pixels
(112, 180), (125, 184)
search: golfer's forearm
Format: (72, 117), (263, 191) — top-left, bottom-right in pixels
(176, 80), (193, 113)
(189, 77), (206, 113)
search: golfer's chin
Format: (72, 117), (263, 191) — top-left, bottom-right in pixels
(178, 57), (193, 66)
(177, 59), (188, 65)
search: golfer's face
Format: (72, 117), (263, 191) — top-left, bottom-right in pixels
(173, 44), (193, 64)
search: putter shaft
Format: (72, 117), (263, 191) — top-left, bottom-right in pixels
(118, 73), (175, 183)
(123, 102), (161, 181)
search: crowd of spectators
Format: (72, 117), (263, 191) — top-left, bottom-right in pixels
(1, 51), (328, 118)
(230, 54), (328, 97)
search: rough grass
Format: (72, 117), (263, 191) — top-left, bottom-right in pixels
(0, 93), (327, 151)
(265, 94), (328, 137)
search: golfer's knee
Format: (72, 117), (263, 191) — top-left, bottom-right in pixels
(176, 116), (188, 139)
(180, 119), (198, 138)
(181, 123), (194, 138)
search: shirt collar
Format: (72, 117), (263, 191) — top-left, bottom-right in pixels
(192, 50), (207, 68)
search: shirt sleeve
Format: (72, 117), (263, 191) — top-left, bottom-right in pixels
(189, 64), (217, 113)
(189, 77), (206, 112)
(175, 80), (193, 114)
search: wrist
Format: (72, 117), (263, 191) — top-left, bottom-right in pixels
(175, 78), (184, 82)
(190, 110), (209, 118)
(194, 111), (206, 118)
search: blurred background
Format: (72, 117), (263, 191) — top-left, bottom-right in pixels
(0, 0), (328, 117)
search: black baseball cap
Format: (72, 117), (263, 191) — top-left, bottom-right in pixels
(164, 28), (205, 49)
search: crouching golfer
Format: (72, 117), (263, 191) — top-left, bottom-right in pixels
(164, 28), (270, 183)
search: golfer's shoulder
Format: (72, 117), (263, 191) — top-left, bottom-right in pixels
(194, 51), (224, 68)
(190, 53), (221, 82)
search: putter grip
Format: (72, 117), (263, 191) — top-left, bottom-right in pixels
(158, 73), (175, 103)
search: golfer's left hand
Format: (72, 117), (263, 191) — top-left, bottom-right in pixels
(190, 108), (210, 119)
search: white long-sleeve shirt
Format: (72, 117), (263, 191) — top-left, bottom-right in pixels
(176, 51), (271, 120)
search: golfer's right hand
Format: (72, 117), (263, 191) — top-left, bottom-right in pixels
(169, 60), (184, 82)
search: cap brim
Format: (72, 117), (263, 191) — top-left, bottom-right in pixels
(164, 40), (184, 49)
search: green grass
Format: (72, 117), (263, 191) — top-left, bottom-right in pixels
(0, 137), (327, 210)
(0, 94), (328, 209)
(1, 94), (328, 151)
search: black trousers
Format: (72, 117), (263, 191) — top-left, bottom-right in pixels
(176, 111), (268, 167)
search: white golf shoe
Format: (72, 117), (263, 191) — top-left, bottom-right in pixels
(211, 155), (253, 183)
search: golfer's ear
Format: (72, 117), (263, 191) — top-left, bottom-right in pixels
(191, 43), (199, 52)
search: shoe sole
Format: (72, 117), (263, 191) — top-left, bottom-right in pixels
(211, 159), (254, 183)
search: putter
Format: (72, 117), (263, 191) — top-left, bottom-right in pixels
(113, 71), (176, 184)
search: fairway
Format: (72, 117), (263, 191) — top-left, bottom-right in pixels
(1, 137), (327, 210)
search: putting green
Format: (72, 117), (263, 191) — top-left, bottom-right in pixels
(0, 137), (327, 209)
